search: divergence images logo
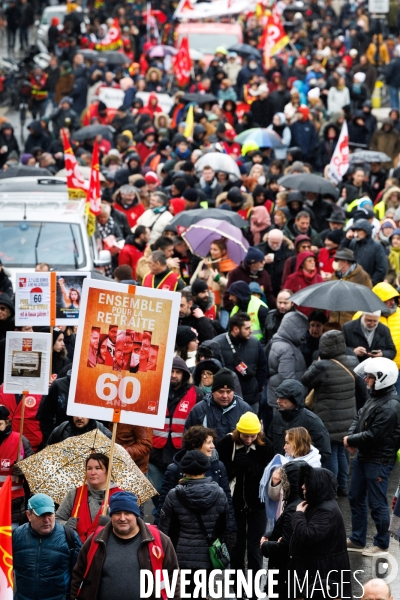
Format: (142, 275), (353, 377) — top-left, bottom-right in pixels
(372, 553), (398, 585)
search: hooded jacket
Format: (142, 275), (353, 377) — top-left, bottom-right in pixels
(301, 331), (358, 441)
(159, 477), (229, 570)
(24, 120), (51, 153)
(267, 312), (308, 407)
(267, 379), (331, 464)
(365, 282), (400, 369)
(289, 465), (351, 600)
(223, 262), (275, 312)
(344, 219), (388, 285)
(154, 447), (236, 531)
(283, 251), (324, 294)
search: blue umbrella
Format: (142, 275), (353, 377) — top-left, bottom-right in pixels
(235, 128), (285, 149)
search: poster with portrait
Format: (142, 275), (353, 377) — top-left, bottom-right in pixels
(67, 279), (180, 428)
(4, 332), (52, 395)
(55, 272), (90, 325)
(15, 273), (52, 326)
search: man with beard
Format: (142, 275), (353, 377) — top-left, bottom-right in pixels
(191, 279), (217, 321)
(264, 289), (294, 342)
(226, 281), (269, 342)
(342, 312), (396, 363)
(46, 416), (111, 445)
(178, 290), (215, 344)
(149, 357), (203, 509)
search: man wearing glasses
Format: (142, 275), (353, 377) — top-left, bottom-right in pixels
(344, 357), (400, 558)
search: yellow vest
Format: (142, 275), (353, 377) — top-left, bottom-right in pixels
(231, 295), (268, 340)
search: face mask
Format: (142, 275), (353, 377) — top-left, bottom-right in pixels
(258, 176), (266, 185)
(249, 62), (257, 69)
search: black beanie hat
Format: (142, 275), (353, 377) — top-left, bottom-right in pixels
(52, 327), (63, 345)
(325, 229), (343, 245)
(191, 279), (208, 295)
(227, 187), (244, 206)
(180, 450), (211, 475)
(212, 368), (235, 392)
(176, 326), (197, 347)
(183, 188), (198, 203)
(0, 405), (10, 421)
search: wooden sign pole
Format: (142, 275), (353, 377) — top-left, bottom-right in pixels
(17, 391), (28, 461)
(102, 409), (120, 516)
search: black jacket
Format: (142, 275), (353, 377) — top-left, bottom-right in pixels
(0, 269), (13, 297)
(267, 379), (331, 464)
(342, 317), (396, 362)
(289, 465), (351, 600)
(217, 433), (274, 512)
(178, 312), (216, 344)
(250, 97), (275, 127)
(386, 57), (400, 88)
(301, 331), (358, 442)
(46, 418), (112, 446)
(347, 385), (400, 464)
(261, 461), (303, 599)
(154, 448), (236, 531)
(342, 221), (387, 285)
(255, 238), (294, 297)
(37, 370), (72, 445)
(159, 477), (229, 570)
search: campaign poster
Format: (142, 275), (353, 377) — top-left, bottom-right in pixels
(56, 272), (90, 325)
(67, 279), (180, 428)
(4, 332), (52, 395)
(15, 273), (52, 326)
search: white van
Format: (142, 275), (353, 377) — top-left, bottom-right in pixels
(0, 178), (111, 289)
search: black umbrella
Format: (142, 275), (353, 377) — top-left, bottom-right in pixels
(101, 51), (131, 65)
(181, 93), (219, 105)
(0, 166), (52, 179)
(278, 173), (338, 197)
(169, 208), (248, 229)
(289, 280), (388, 313)
(80, 49), (100, 61)
(227, 43), (261, 59)
(72, 125), (114, 142)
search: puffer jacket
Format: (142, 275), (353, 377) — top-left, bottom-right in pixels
(301, 331), (358, 442)
(267, 311), (308, 407)
(159, 477), (229, 570)
(37, 370), (72, 445)
(13, 522), (81, 600)
(155, 447), (236, 530)
(347, 385), (400, 464)
(370, 282), (400, 369)
(342, 219), (388, 285)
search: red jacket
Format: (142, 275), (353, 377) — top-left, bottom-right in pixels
(283, 251), (323, 316)
(136, 141), (158, 163)
(318, 247), (336, 274)
(113, 202), (145, 229)
(118, 240), (145, 278)
(0, 386), (42, 452)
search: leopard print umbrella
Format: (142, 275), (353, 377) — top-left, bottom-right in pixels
(16, 428), (156, 505)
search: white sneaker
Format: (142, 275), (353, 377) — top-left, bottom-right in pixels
(362, 546), (389, 557)
(346, 538), (365, 552)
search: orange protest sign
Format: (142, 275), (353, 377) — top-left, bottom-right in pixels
(67, 279), (180, 428)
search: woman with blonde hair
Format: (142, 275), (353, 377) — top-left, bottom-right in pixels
(260, 426), (321, 531)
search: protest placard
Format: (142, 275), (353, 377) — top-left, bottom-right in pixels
(56, 272), (90, 325)
(67, 279), (180, 428)
(4, 332), (52, 396)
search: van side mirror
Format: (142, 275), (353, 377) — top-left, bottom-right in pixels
(94, 249), (111, 267)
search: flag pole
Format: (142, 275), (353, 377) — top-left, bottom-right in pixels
(102, 409), (120, 516)
(17, 391), (28, 461)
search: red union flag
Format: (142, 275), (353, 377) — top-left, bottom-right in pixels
(173, 37), (192, 88)
(328, 121), (350, 184)
(62, 129), (88, 199)
(86, 140), (101, 236)
(0, 477), (13, 600)
(260, 12), (290, 68)
(95, 18), (123, 51)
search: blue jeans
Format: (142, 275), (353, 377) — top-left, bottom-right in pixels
(348, 456), (393, 549)
(325, 440), (349, 490)
(389, 86), (400, 111)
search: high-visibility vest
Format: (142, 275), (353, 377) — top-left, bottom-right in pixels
(231, 295), (268, 340)
(142, 271), (179, 291)
(0, 431), (24, 499)
(30, 74), (48, 101)
(152, 387), (197, 450)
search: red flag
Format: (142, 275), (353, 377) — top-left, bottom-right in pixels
(95, 18), (123, 51)
(173, 36), (192, 88)
(62, 129), (88, 199)
(0, 477), (13, 600)
(86, 140), (101, 237)
(260, 12), (290, 65)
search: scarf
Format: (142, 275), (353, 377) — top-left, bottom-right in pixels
(302, 268), (317, 283)
(250, 206), (271, 244)
(389, 246), (400, 274)
(389, 486), (400, 540)
(361, 321), (376, 346)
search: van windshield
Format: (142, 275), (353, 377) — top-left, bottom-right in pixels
(0, 222), (86, 269)
(183, 33), (240, 55)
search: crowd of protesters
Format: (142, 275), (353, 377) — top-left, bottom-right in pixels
(1, 0), (400, 599)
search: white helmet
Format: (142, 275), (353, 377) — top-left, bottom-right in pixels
(354, 357), (398, 390)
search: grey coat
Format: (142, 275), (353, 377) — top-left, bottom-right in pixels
(267, 311), (309, 407)
(301, 331), (358, 442)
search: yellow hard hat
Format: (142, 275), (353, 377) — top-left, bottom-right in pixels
(236, 412), (261, 435)
(241, 140), (259, 156)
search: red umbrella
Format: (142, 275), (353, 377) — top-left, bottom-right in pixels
(141, 10), (167, 24)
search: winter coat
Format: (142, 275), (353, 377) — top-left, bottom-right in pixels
(37, 370), (71, 444)
(217, 433), (274, 512)
(342, 317), (396, 362)
(255, 234), (294, 296)
(212, 333), (267, 406)
(112, 423), (152, 474)
(55, 73), (75, 104)
(329, 264), (372, 324)
(371, 124), (400, 169)
(344, 222), (388, 285)
(364, 282), (400, 369)
(70, 519), (180, 600)
(327, 86), (350, 115)
(117, 236), (146, 279)
(289, 119), (319, 163)
(267, 379), (331, 464)
(135, 207), (173, 244)
(70, 66), (88, 116)
(282, 220), (322, 247)
(223, 262), (276, 311)
(261, 462), (303, 599)
(159, 477), (229, 570)
(301, 331), (358, 442)
(185, 394), (254, 442)
(155, 448), (236, 530)
(289, 465), (351, 600)
(24, 120), (51, 153)
(347, 385), (400, 464)
(178, 313), (216, 344)
(50, 108), (80, 138)
(283, 252), (324, 294)
(386, 57), (400, 89)
(0, 269), (13, 297)
(267, 311), (309, 407)
(250, 97), (275, 128)
(0, 128), (20, 169)
(46, 419), (112, 446)
(13, 522), (81, 600)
